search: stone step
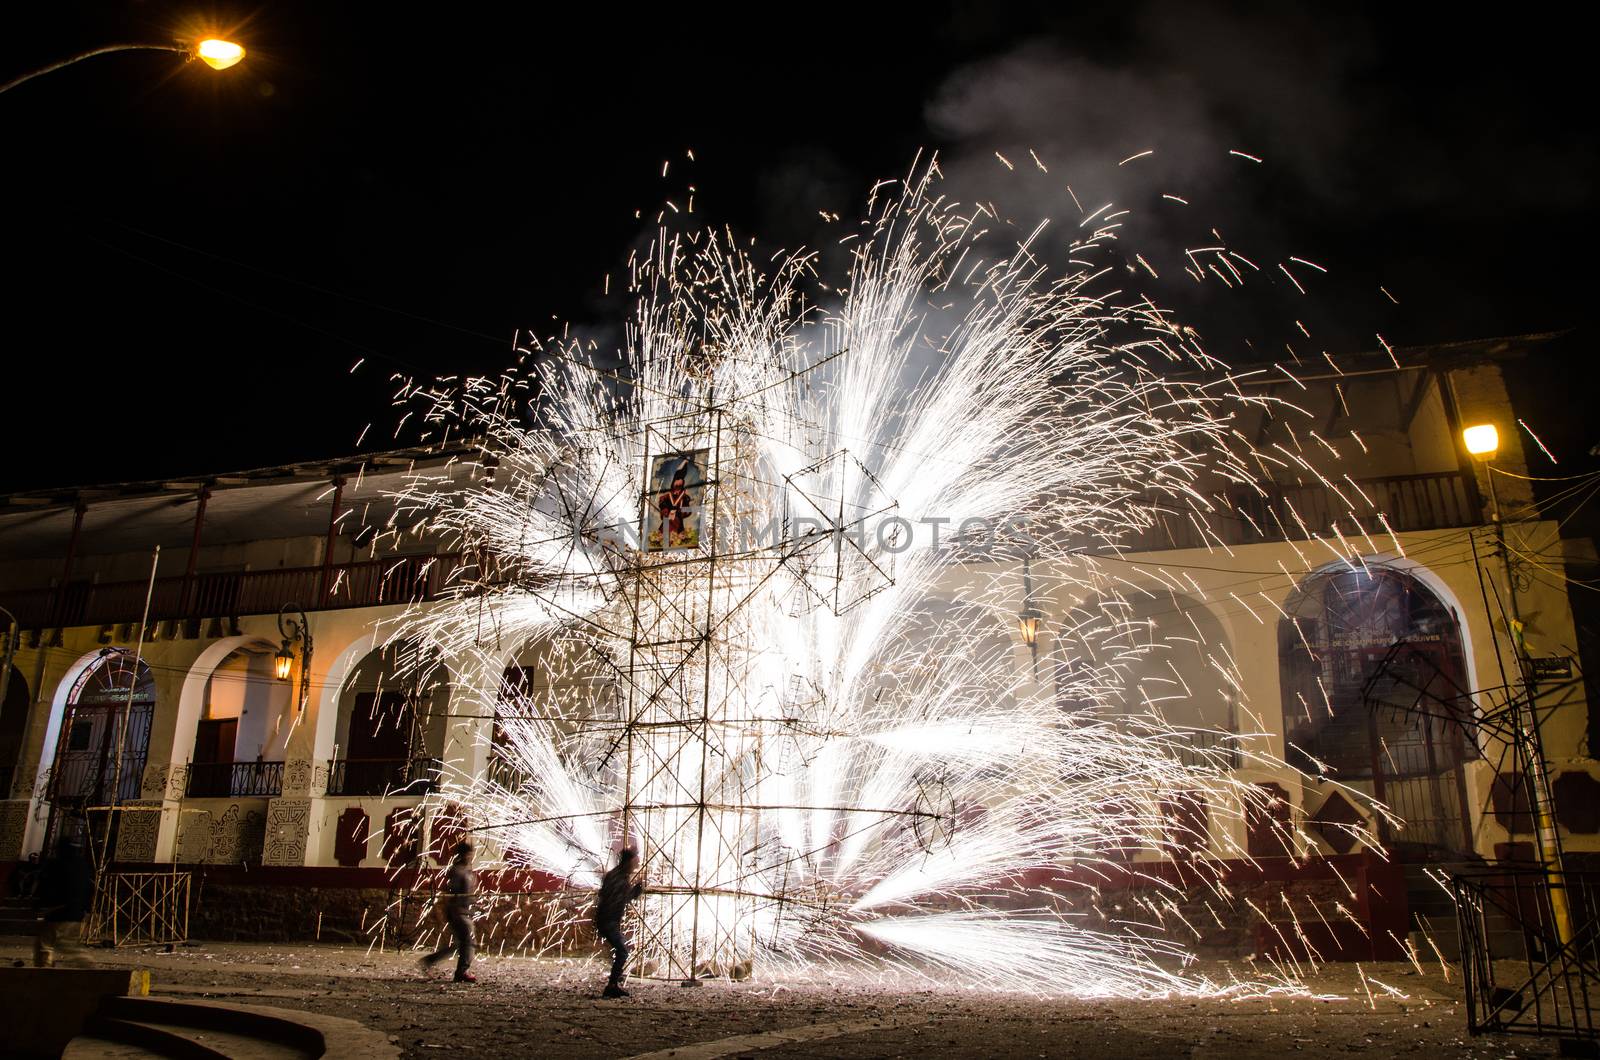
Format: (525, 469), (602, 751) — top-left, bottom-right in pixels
(80, 1014), (310, 1059)
(1412, 913), (1528, 962)
(75, 1016), (238, 1059)
(89, 997), (397, 1059)
(62, 1034), (170, 1058)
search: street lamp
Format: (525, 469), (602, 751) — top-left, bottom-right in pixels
(1, 37), (247, 96)
(1464, 423), (1502, 525)
(276, 604), (313, 713)
(195, 39), (246, 71)
(1463, 423), (1499, 459)
(1464, 419), (1573, 939)
(273, 642), (295, 682)
(1016, 553), (1044, 678)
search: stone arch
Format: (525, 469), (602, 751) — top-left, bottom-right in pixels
(173, 636), (283, 767)
(1277, 559), (1476, 857)
(23, 647), (156, 856)
(311, 628), (381, 763)
(325, 638), (448, 796)
(172, 635), (289, 797)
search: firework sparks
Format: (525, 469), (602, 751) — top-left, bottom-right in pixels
(378, 160), (1394, 996)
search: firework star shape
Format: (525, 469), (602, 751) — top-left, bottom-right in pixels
(383, 165), (1390, 997)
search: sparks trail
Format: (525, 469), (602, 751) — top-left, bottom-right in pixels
(375, 159), (1396, 997)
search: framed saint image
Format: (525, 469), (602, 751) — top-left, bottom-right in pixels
(644, 449), (708, 551)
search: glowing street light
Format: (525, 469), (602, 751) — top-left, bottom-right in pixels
(195, 39), (246, 71)
(1, 37), (246, 96)
(1463, 423), (1500, 459)
(275, 604), (312, 713)
(1016, 553), (1044, 678)
(273, 643), (295, 682)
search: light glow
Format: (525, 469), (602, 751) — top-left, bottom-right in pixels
(1463, 423), (1499, 457)
(378, 161), (1398, 997)
(195, 39), (245, 71)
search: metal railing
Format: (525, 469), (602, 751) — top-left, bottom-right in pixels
(325, 756), (441, 798)
(47, 753), (146, 803)
(1124, 470), (1478, 552)
(0, 552), (464, 631)
(1166, 727), (1241, 770)
(184, 760), (284, 799)
(1452, 867), (1600, 1040)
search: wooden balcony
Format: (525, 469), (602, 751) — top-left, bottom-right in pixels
(0, 552), (465, 632)
(1122, 471), (1479, 553)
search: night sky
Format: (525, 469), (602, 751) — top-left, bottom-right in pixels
(2, 2), (1594, 494)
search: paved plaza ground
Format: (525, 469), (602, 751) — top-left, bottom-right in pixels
(0, 939), (1557, 1059)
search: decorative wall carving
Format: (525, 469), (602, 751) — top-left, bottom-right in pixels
(282, 759), (313, 797)
(263, 798), (312, 866)
(178, 809), (215, 863)
(10, 763), (36, 800)
(140, 764), (168, 800)
(166, 764), (189, 801)
(210, 805), (245, 862)
(114, 800), (162, 861)
(0, 801), (30, 860)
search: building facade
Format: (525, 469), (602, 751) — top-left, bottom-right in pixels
(0, 334), (1592, 954)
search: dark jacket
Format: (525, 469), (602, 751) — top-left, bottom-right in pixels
(443, 861), (477, 916)
(594, 863), (642, 926)
(42, 837), (93, 923)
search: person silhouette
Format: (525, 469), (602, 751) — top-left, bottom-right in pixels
(593, 846), (644, 997)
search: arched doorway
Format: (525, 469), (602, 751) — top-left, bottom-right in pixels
(186, 645), (291, 798)
(50, 649), (155, 805)
(328, 641), (447, 797)
(1279, 563), (1476, 859)
(45, 648), (156, 856)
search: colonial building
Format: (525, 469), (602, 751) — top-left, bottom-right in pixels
(0, 333), (1592, 954)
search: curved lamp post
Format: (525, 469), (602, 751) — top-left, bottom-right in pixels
(275, 604), (313, 715)
(1, 38), (245, 96)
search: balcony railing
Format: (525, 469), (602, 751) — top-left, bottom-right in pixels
(1166, 728), (1241, 770)
(184, 760), (284, 798)
(47, 753), (145, 803)
(0, 552), (465, 631)
(1122, 471), (1479, 553)
(326, 756), (441, 798)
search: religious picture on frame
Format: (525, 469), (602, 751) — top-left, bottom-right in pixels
(644, 449), (707, 551)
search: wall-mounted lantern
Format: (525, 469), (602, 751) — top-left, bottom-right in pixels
(276, 603), (313, 712)
(1016, 553), (1044, 678)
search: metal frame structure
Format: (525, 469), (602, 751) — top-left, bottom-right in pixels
(1361, 516), (1591, 1042)
(86, 870), (191, 948)
(566, 362), (909, 981)
(1453, 867), (1600, 1040)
